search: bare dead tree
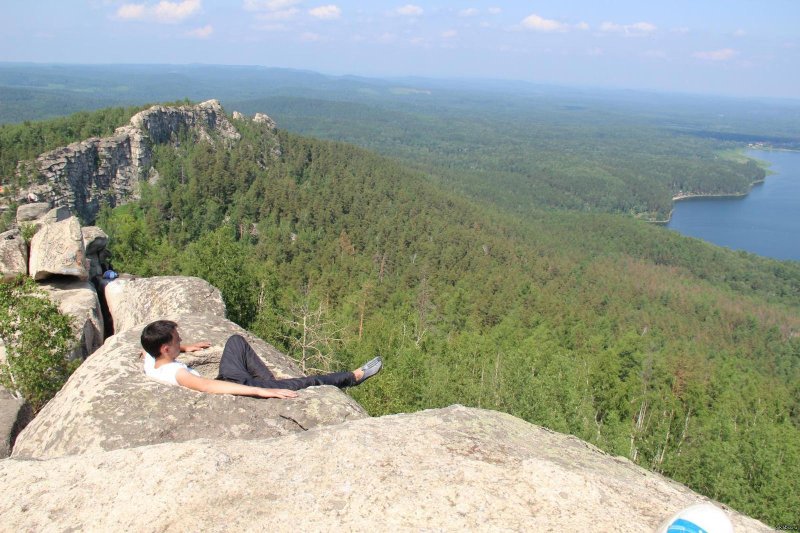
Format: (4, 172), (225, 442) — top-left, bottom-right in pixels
(281, 294), (343, 374)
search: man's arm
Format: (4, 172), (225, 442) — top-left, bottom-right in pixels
(175, 368), (297, 399)
(181, 341), (211, 353)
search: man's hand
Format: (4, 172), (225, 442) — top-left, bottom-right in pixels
(256, 388), (298, 399)
(181, 341), (211, 353)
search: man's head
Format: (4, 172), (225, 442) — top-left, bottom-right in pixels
(141, 320), (179, 358)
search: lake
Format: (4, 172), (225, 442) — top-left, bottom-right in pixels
(667, 149), (800, 261)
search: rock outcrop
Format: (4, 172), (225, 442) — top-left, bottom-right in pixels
(38, 279), (103, 360)
(253, 112), (277, 130)
(0, 386), (32, 459)
(11, 311), (367, 460)
(81, 226), (109, 278)
(104, 276), (227, 334)
(14, 100), (241, 223)
(15, 202), (50, 222)
(0, 406), (770, 531)
(28, 216), (88, 281)
(0, 228), (28, 280)
(13, 275), (365, 460)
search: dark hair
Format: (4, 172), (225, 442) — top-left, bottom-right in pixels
(140, 320), (178, 357)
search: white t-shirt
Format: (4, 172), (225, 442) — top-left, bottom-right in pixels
(143, 353), (200, 386)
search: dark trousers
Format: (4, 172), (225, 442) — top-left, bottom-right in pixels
(216, 335), (356, 390)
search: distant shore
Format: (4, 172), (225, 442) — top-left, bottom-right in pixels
(647, 148), (774, 225)
(649, 180), (766, 225)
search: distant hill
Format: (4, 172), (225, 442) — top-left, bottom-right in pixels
(5, 64), (798, 220)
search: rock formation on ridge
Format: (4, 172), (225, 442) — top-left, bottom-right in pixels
(13, 100), (242, 223)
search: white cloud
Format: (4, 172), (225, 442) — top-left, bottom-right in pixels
(599, 20), (656, 36)
(693, 48), (737, 61)
(309, 5), (341, 19)
(458, 8), (478, 17)
(442, 29), (457, 38)
(396, 4), (423, 16)
(733, 28), (746, 37)
(630, 22), (656, 33)
(575, 21), (589, 31)
(300, 31), (321, 41)
(488, 7), (501, 15)
(186, 24), (213, 38)
(257, 8), (298, 20)
(117, 4), (146, 19)
(521, 13), (567, 32)
(587, 47), (603, 56)
(244, 0), (300, 11)
(116, 0), (201, 23)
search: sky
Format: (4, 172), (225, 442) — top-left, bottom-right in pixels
(1, 0), (799, 99)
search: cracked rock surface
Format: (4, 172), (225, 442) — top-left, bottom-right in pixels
(1, 405), (770, 531)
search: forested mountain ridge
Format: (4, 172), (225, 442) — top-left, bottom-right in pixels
(3, 64), (797, 221)
(3, 102), (799, 526)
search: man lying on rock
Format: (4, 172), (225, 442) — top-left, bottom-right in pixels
(141, 320), (382, 399)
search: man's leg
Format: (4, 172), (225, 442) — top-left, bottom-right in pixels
(217, 334), (276, 385)
(217, 334), (357, 390)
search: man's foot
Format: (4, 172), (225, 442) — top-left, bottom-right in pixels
(353, 356), (382, 384)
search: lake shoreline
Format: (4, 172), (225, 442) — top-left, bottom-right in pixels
(648, 181), (765, 225)
(659, 148), (800, 261)
(648, 148), (771, 225)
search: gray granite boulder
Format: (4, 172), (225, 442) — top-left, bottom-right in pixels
(0, 229), (28, 280)
(11, 312), (367, 460)
(29, 216), (88, 281)
(15, 202), (50, 223)
(0, 386), (32, 459)
(39, 205), (71, 224)
(81, 226), (108, 255)
(0, 406), (770, 531)
(81, 226), (110, 278)
(39, 278), (103, 360)
(253, 112), (277, 130)
(104, 275), (227, 334)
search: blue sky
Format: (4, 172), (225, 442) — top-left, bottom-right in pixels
(1, 1), (799, 98)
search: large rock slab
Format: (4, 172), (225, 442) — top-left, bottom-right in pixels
(81, 226), (108, 255)
(28, 216), (88, 281)
(0, 406), (769, 531)
(12, 312), (367, 460)
(104, 275), (227, 334)
(39, 279), (104, 360)
(0, 228), (28, 280)
(0, 386), (32, 459)
(15, 202), (50, 223)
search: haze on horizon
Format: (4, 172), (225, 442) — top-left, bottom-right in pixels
(1, 0), (799, 100)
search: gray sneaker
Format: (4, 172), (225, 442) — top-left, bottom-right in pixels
(357, 356), (383, 384)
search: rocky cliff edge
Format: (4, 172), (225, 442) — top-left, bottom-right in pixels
(0, 405), (770, 531)
(13, 100), (248, 223)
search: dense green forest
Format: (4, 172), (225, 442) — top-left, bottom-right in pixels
(85, 118), (800, 526)
(232, 95), (766, 220)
